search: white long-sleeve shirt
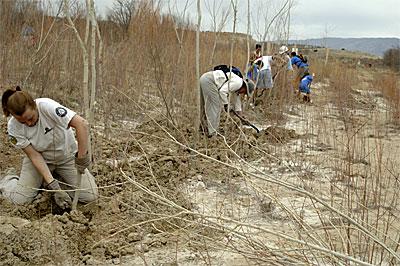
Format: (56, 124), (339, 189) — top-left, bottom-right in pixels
(212, 70), (243, 112)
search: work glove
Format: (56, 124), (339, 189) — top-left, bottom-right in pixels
(46, 180), (72, 209)
(224, 104), (228, 112)
(75, 152), (91, 174)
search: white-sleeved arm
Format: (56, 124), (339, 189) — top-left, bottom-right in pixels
(7, 119), (30, 149)
(219, 79), (229, 105)
(232, 93), (242, 112)
(286, 55), (293, 70)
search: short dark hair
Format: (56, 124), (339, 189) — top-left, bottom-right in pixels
(291, 51), (297, 57)
(256, 44), (261, 49)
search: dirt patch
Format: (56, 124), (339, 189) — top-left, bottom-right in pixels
(0, 211), (89, 265)
(257, 126), (298, 143)
(1, 77), (400, 265)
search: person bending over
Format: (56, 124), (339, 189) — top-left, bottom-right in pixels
(199, 70), (255, 137)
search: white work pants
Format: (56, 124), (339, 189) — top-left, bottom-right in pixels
(200, 72), (221, 136)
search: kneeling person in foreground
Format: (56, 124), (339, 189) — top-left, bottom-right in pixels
(0, 86), (98, 209)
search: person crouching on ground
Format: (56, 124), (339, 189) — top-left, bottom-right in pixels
(298, 72), (314, 103)
(0, 86), (98, 209)
(199, 70), (255, 137)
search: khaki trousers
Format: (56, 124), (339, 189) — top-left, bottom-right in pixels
(0, 156), (98, 204)
(200, 72), (221, 136)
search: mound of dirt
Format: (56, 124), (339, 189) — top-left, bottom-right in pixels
(0, 211), (90, 265)
(0, 111), (299, 265)
(257, 126), (298, 143)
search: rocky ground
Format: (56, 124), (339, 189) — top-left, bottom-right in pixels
(1, 66), (399, 265)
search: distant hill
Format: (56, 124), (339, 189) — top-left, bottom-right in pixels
(288, 37), (400, 57)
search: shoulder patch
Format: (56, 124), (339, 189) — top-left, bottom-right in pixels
(55, 107), (67, 117)
(9, 135), (17, 145)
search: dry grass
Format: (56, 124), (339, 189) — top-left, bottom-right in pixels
(374, 72), (400, 124)
(1, 0), (400, 265)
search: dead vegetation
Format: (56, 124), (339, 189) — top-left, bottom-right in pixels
(0, 0), (400, 265)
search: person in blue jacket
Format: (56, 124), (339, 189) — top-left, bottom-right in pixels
(298, 72), (313, 102)
(290, 51), (309, 90)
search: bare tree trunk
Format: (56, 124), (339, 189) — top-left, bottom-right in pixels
(325, 48), (330, 66)
(93, 15), (106, 140)
(323, 25), (330, 66)
(84, 0), (90, 45)
(244, 0), (251, 109)
(82, 57), (90, 119)
(169, 42), (181, 114)
(64, 0), (91, 211)
(226, 0), (238, 118)
(63, 0), (89, 117)
(286, 1), (292, 43)
(195, 0), (201, 139)
(89, 0), (96, 125)
(64, 0), (100, 132)
(245, 0), (251, 73)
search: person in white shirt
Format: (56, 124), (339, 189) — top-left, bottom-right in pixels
(199, 70), (255, 137)
(254, 55), (275, 90)
(0, 86), (98, 209)
(278, 45), (293, 71)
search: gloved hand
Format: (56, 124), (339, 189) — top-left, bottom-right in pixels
(75, 152), (91, 174)
(224, 104), (228, 112)
(46, 180), (72, 209)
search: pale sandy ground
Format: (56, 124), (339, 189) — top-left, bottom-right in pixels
(113, 79), (400, 265)
(1, 75), (398, 265)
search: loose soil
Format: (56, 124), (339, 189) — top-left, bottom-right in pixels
(1, 68), (399, 265)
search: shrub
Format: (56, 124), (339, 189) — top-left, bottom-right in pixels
(383, 47), (400, 72)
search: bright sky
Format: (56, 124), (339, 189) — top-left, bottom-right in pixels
(290, 0), (400, 39)
(94, 0), (400, 40)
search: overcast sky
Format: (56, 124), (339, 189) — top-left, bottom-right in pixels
(94, 0), (400, 40)
(290, 0), (400, 39)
